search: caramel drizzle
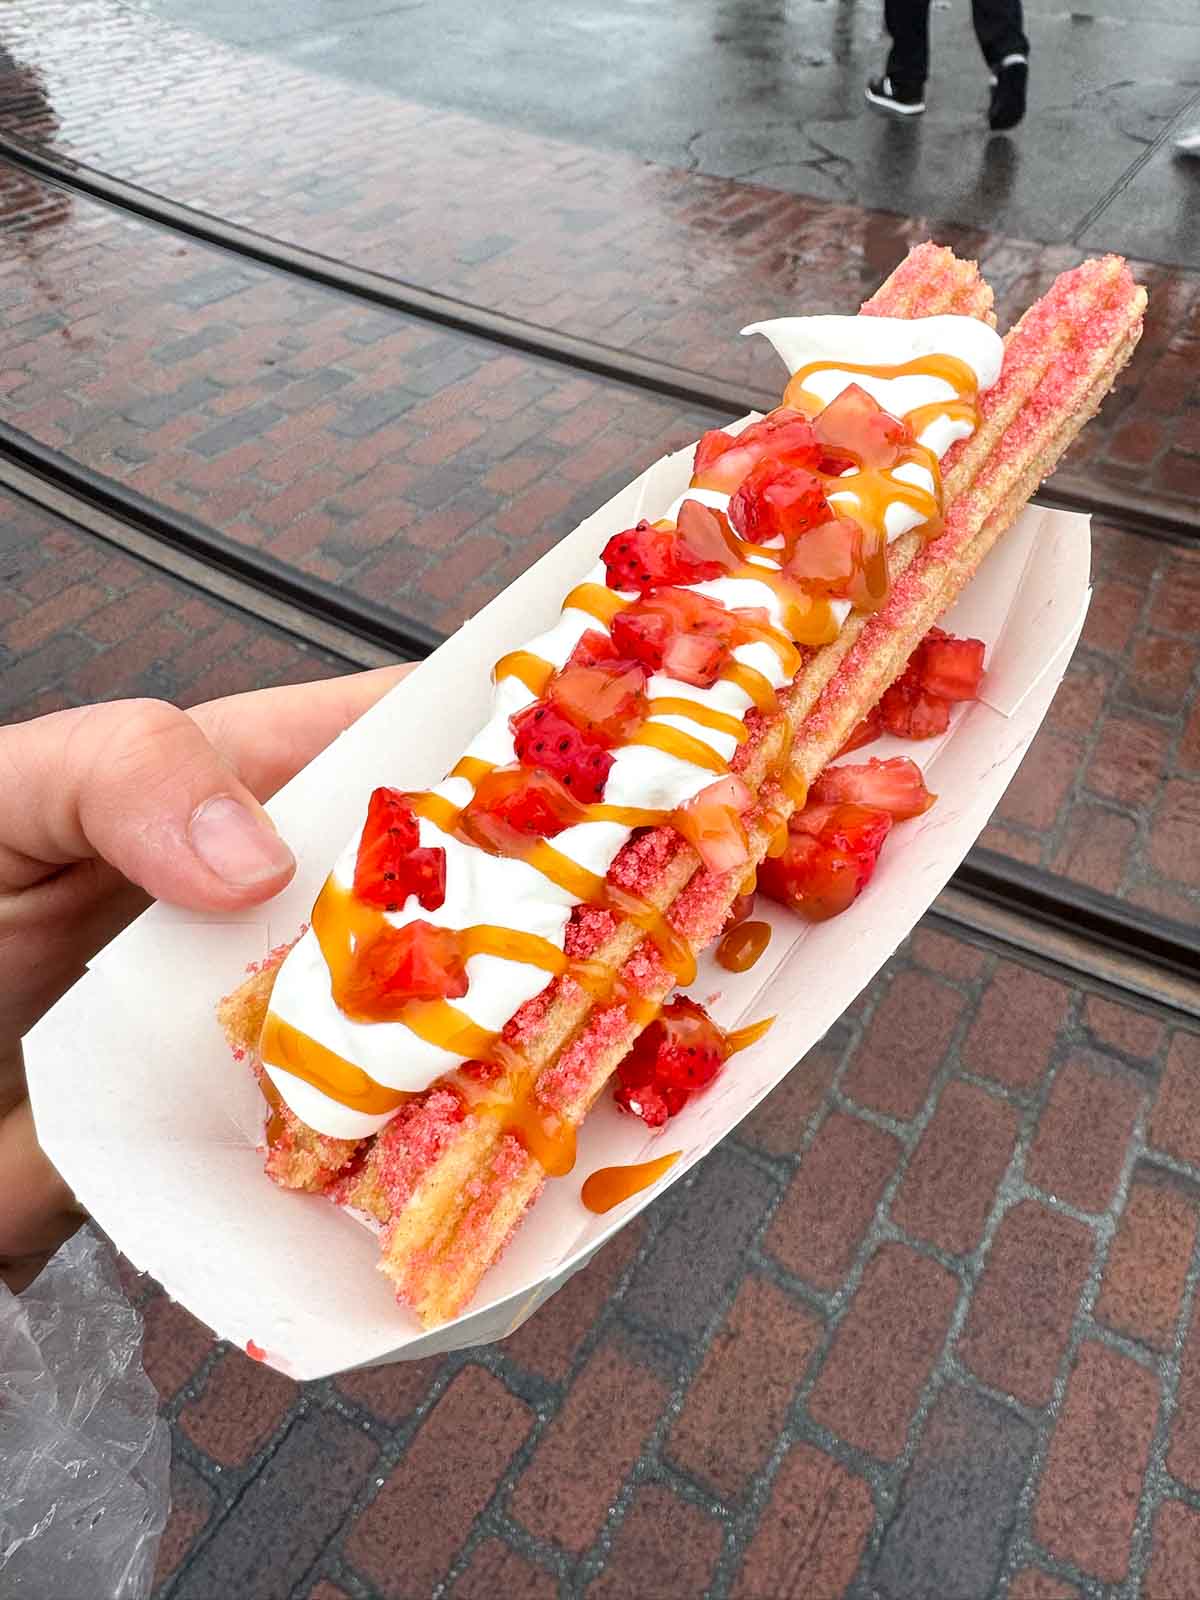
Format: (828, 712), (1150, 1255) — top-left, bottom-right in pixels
(582, 1151), (681, 1213)
(265, 349), (976, 1168)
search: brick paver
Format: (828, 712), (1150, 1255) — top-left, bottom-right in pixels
(1, 0), (1200, 531)
(0, 168), (715, 640)
(98, 914), (1200, 1598)
(0, 490), (346, 723)
(0, 195), (1196, 923)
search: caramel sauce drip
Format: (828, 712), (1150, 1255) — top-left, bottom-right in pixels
(581, 1151), (681, 1213)
(627, 720), (728, 774)
(493, 650), (554, 697)
(726, 1014), (776, 1054)
(716, 919), (772, 973)
(563, 581), (630, 626)
(649, 696), (748, 744)
(721, 660), (778, 713)
(781, 352), (979, 416)
(451, 754), (496, 787)
(260, 1012), (416, 1117)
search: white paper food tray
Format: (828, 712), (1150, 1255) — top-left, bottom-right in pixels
(24, 433), (1090, 1380)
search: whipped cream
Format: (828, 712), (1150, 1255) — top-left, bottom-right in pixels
(263, 314), (1004, 1138)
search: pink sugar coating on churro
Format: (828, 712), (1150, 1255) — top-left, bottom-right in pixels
(537, 1003), (631, 1114)
(565, 905), (619, 959)
(859, 242), (960, 317)
(390, 1134), (537, 1301)
(608, 822), (684, 894)
(669, 862), (744, 944)
(343, 1087), (465, 1211)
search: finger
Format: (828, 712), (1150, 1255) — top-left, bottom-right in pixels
(188, 663), (413, 801)
(0, 698), (297, 907)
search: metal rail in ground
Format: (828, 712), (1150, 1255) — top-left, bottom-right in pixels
(0, 135), (1195, 550)
(3, 428), (1197, 1024)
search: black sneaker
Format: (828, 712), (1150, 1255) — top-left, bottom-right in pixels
(865, 75), (926, 117)
(988, 55), (1028, 130)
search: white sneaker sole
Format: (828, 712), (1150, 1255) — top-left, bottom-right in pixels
(864, 85), (926, 116)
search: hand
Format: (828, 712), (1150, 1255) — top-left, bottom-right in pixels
(0, 667), (411, 1291)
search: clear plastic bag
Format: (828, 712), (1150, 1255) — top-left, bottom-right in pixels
(0, 1228), (170, 1598)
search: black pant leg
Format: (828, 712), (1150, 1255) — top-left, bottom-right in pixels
(971, 0), (1029, 70)
(884, 0), (933, 86)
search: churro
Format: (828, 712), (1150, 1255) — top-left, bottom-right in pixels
(220, 243), (1144, 1327)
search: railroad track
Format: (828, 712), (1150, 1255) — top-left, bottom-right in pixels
(0, 139), (1195, 1026)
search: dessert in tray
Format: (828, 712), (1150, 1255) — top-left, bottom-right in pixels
(220, 242), (1145, 1329)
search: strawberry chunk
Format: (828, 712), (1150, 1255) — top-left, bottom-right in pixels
(813, 383), (913, 474)
(567, 628), (619, 668)
(692, 410), (821, 494)
(879, 662), (951, 740)
(811, 757), (935, 821)
(601, 500), (738, 592)
(510, 702), (614, 802)
(462, 766), (582, 846)
(548, 657), (648, 744)
(611, 586), (739, 689)
(341, 919), (468, 1015)
(921, 633), (986, 701)
(614, 996), (730, 1126)
(759, 801), (892, 921)
(673, 774), (753, 873)
(728, 459), (830, 545)
(353, 786), (447, 912)
(836, 704), (883, 758)
(782, 515), (887, 609)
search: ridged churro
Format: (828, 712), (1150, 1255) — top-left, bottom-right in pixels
(220, 242), (1144, 1327)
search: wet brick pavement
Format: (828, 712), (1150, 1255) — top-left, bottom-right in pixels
(0, 0), (1199, 526)
(126, 925), (1200, 1599)
(0, 490), (347, 720)
(0, 4), (1197, 1598)
(0, 160), (1194, 925)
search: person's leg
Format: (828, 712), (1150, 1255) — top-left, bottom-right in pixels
(865, 0), (929, 114)
(885, 0), (932, 88)
(973, 0), (1029, 128)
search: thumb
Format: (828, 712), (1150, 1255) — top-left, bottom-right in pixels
(0, 697), (297, 909)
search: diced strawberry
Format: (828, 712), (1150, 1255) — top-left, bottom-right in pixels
(342, 919), (468, 1014)
(908, 689), (952, 739)
(691, 410), (821, 493)
(921, 633), (986, 701)
(782, 515), (879, 605)
(462, 766), (582, 845)
(613, 996), (730, 1125)
(759, 801), (892, 921)
(567, 628), (619, 668)
(728, 459), (831, 545)
(673, 774), (753, 873)
(548, 657), (648, 744)
(353, 786), (447, 912)
(613, 1081), (672, 1127)
(611, 587), (739, 689)
(811, 756), (935, 821)
(601, 500), (738, 592)
(813, 383), (913, 474)
(835, 704), (883, 758)
(511, 702), (615, 802)
(879, 669), (951, 740)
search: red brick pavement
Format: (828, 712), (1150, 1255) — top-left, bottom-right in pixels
(3, 168), (1192, 925)
(0, 0), (1199, 526)
(115, 917), (1200, 1598)
(0, 489), (347, 722)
